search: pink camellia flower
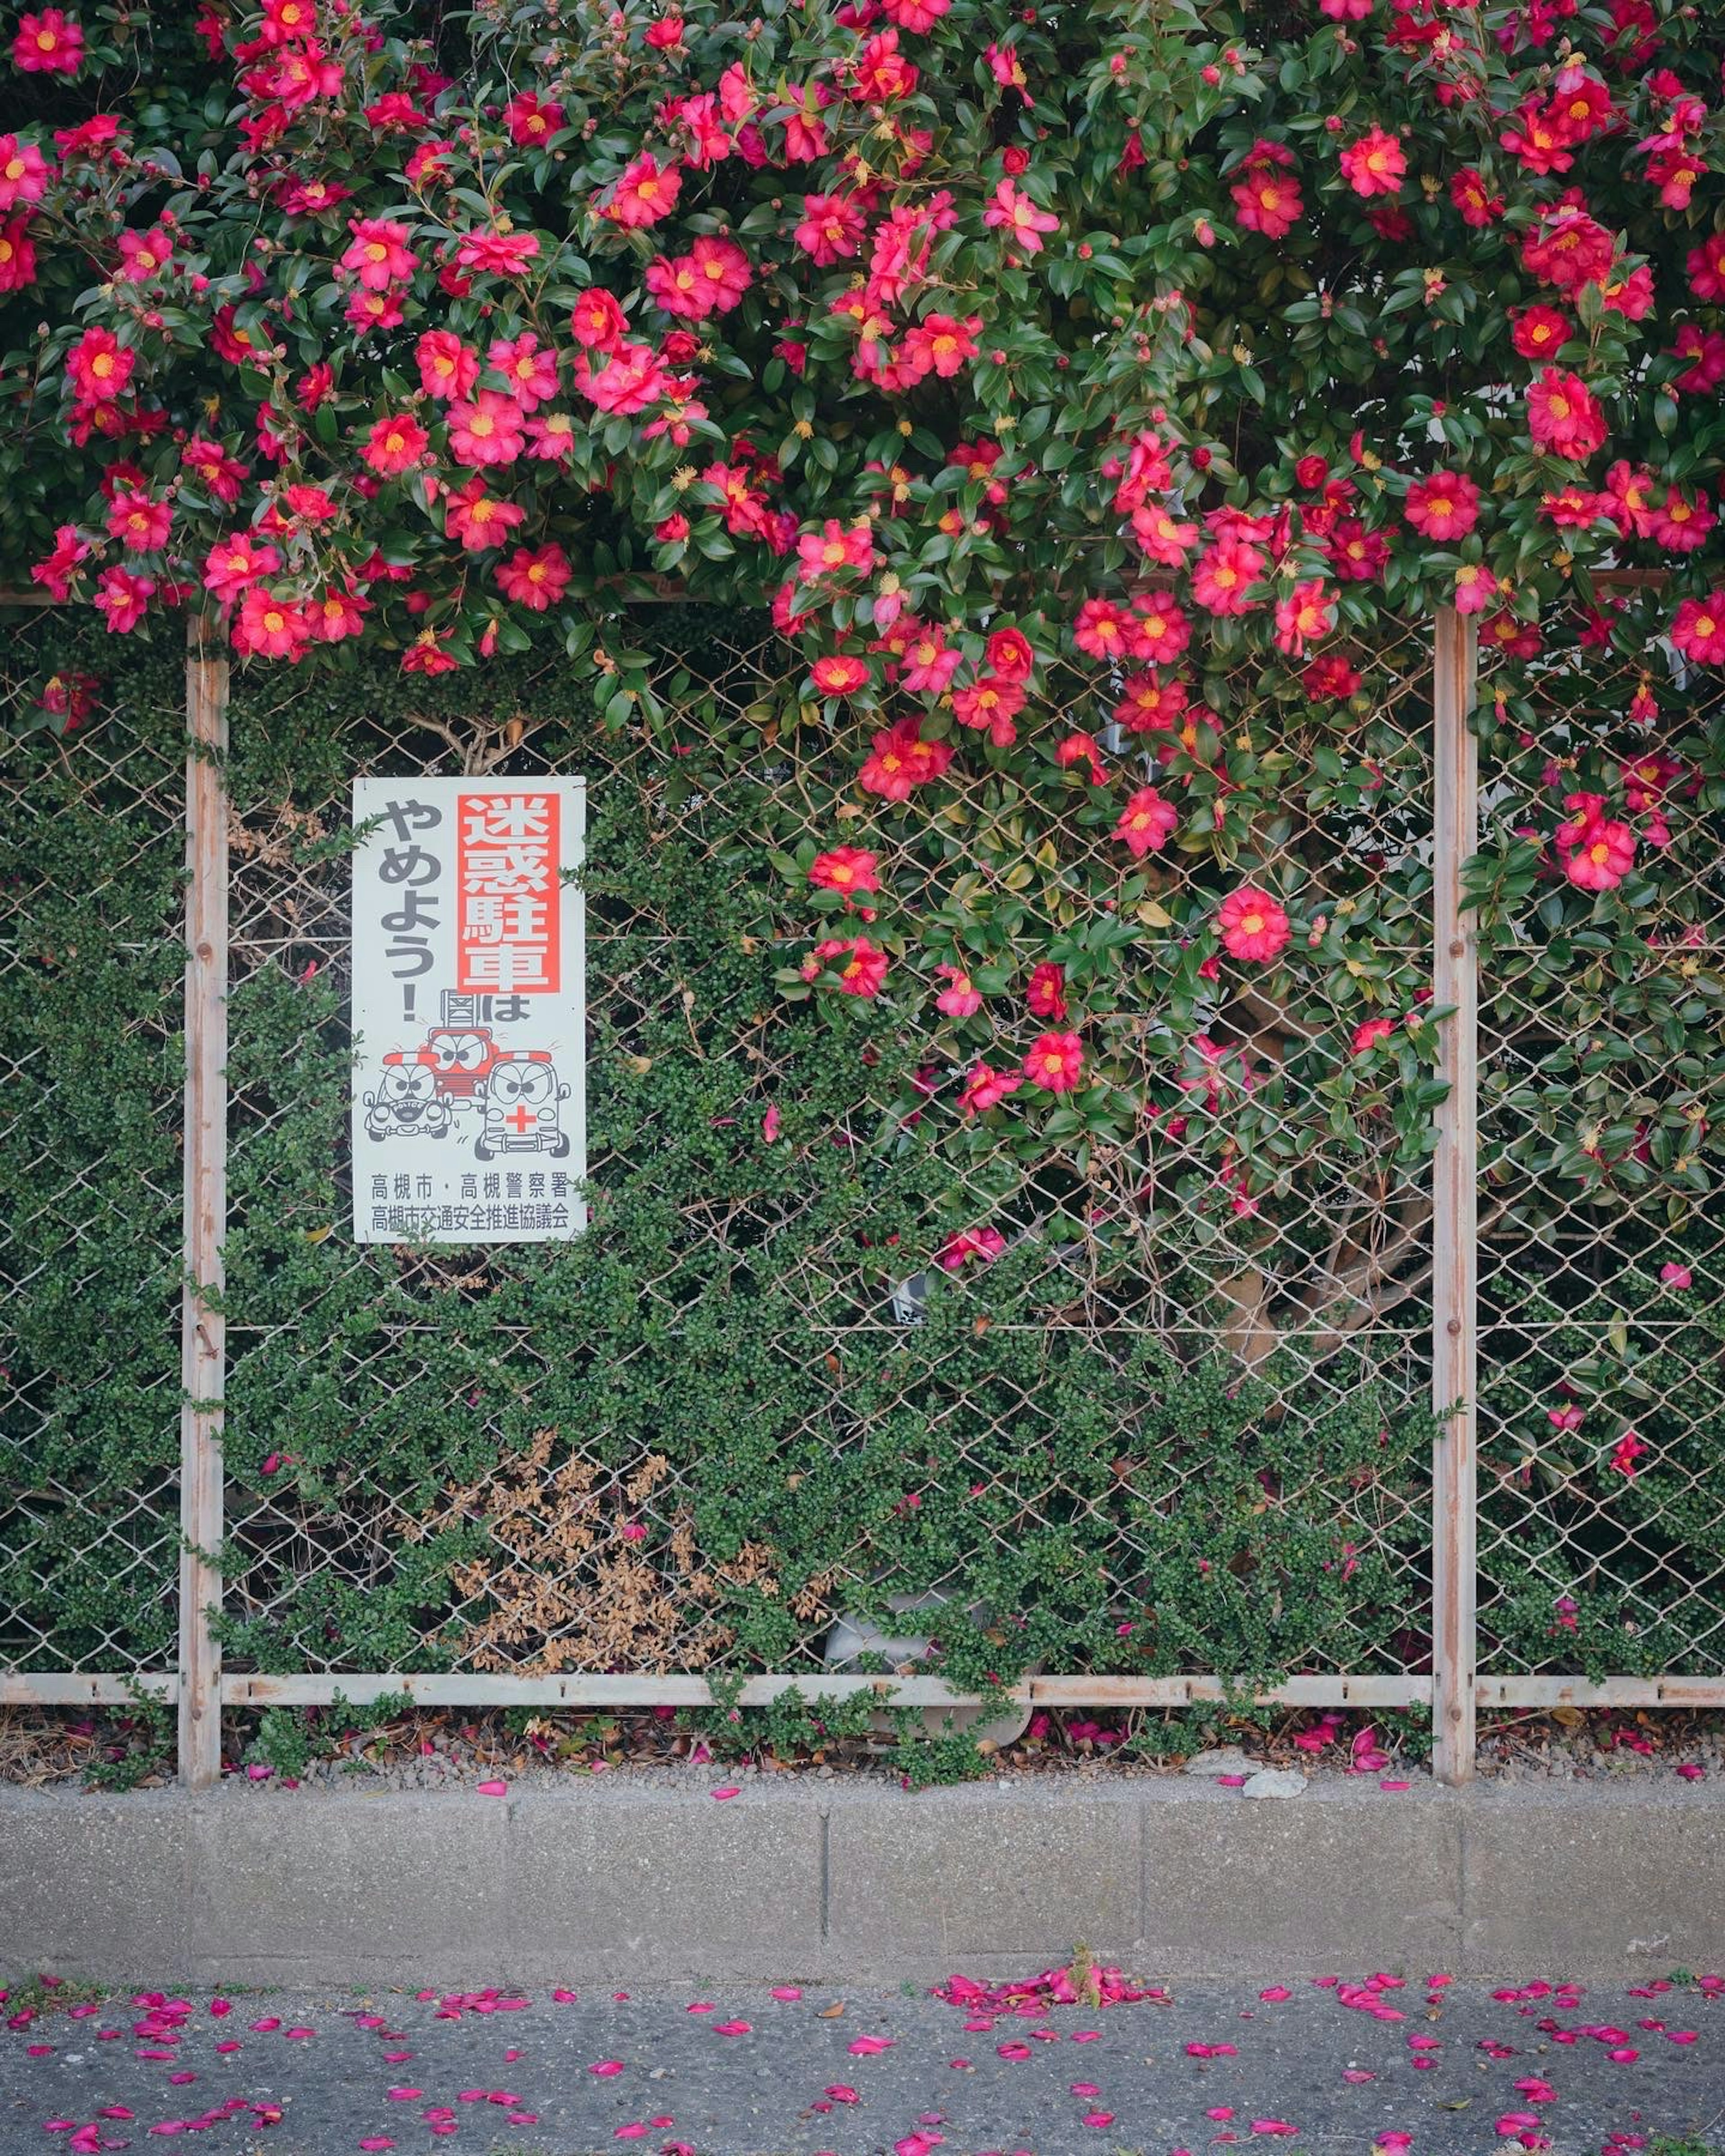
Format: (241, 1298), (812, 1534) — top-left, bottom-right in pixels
(0, 133), (51, 209)
(1670, 592), (1725, 666)
(448, 389), (526, 468)
(1273, 579), (1335, 657)
(360, 411), (429, 477)
(1232, 140), (1303, 239)
(494, 542), (571, 611)
(1022, 1030), (1084, 1093)
(940, 1225), (1006, 1271)
(341, 216), (417, 291)
(14, 8), (83, 73)
(958, 1060), (1022, 1116)
(1659, 1261), (1693, 1289)
(982, 177), (1059, 253)
(1404, 471), (1480, 540)
(1452, 563), (1499, 615)
(1352, 1016), (1394, 1054)
(934, 964), (983, 1017)
(1339, 124), (1406, 197)
(66, 325), (133, 404)
(234, 588), (311, 661)
(1114, 784), (1178, 857)
(1609, 1430), (1649, 1478)
(1218, 885), (1292, 963)
(1555, 792), (1635, 891)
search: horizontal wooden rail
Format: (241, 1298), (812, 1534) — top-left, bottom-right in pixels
(1, 1673), (179, 1705)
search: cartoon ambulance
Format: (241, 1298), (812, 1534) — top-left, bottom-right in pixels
(473, 1050), (572, 1160)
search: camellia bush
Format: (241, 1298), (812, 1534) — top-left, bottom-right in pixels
(3, 0), (1725, 1700)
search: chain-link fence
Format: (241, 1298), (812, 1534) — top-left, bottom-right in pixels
(4, 601), (1723, 1779)
(213, 608), (1440, 1706)
(1474, 588), (1725, 1692)
(0, 624), (185, 1683)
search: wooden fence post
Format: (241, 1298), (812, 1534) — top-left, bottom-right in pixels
(1431, 605), (1479, 1785)
(179, 612), (229, 1788)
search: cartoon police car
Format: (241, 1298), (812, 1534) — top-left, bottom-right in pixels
(473, 1050), (571, 1160)
(363, 1051), (455, 1141)
(416, 1025), (499, 1112)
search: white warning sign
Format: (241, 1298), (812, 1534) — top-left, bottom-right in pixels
(349, 776), (586, 1243)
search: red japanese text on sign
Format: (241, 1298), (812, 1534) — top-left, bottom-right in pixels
(456, 791), (561, 994)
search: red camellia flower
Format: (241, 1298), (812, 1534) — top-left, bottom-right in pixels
(570, 289), (628, 351)
(401, 631), (460, 676)
(858, 717), (952, 799)
(804, 935), (889, 997)
(1511, 305), (1574, 362)
(951, 673), (1023, 743)
(1026, 961), (1067, 1020)
(361, 411), (429, 476)
(504, 91), (565, 147)
(1685, 232), (1725, 305)
(1449, 167), (1504, 228)
(809, 846), (879, 901)
(1218, 885), (1292, 963)
(14, 8), (83, 74)
(0, 219), (37, 291)
(1114, 784), (1178, 858)
(1526, 367), (1608, 458)
(985, 626), (1036, 680)
(1404, 471), (1481, 541)
(495, 542), (571, 611)
(810, 653), (872, 698)
(1022, 1030), (1084, 1094)
(1273, 580), (1335, 657)
(1129, 589), (1192, 664)
(601, 152), (682, 227)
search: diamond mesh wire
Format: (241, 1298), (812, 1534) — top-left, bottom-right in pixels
(0, 626), (185, 1674)
(216, 607), (1438, 1686)
(1475, 589), (1725, 1679)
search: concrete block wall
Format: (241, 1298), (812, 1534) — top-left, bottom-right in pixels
(3, 1780), (1720, 1984)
